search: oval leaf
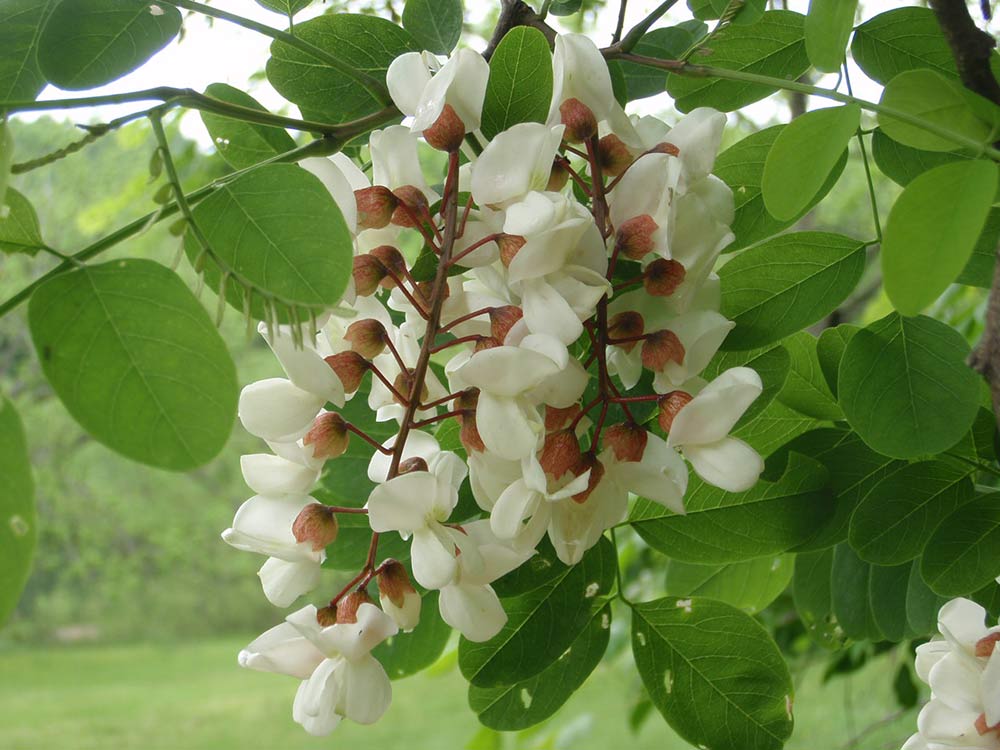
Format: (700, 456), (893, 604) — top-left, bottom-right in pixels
(184, 164), (354, 320)
(831, 544), (911, 642)
(480, 27), (553, 141)
(38, 0), (181, 90)
(28, 259), (238, 470)
(838, 313), (981, 459)
(0, 188), (44, 256)
(402, 0), (462, 56)
(922, 492), (1000, 597)
(761, 105), (859, 221)
(714, 124), (847, 251)
(777, 332), (841, 421)
(459, 537), (615, 688)
(879, 69), (995, 153)
(804, 0), (858, 73)
(663, 555), (793, 614)
(632, 597), (794, 750)
(617, 23), (706, 101)
(0, 397), (36, 626)
(720, 232), (866, 350)
(849, 461), (974, 565)
(666, 11), (809, 112)
(793, 548), (842, 647)
(0, 0), (56, 101)
(882, 159), (998, 316)
(200, 83), (297, 170)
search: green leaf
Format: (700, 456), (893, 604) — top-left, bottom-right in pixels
(831, 544), (912, 642)
(28, 259), (237, 470)
(666, 11), (809, 112)
(480, 27), (553, 141)
(199, 84), (297, 170)
(617, 24), (705, 101)
(719, 232), (867, 350)
(491, 537), (568, 598)
(0, 397), (36, 626)
(255, 0), (311, 16)
(838, 313), (981, 459)
(402, 0), (462, 55)
(700, 344), (791, 428)
(458, 537), (616, 688)
(469, 603), (611, 730)
(37, 0), (181, 90)
(871, 127), (976, 188)
(815, 324), (858, 397)
(761, 105), (859, 221)
(849, 461), (975, 565)
(714, 124), (847, 251)
(879, 69), (996, 153)
(793, 548), (843, 648)
(804, 0), (858, 73)
(372, 591), (452, 679)
(765, 429), (904, 552)
(0, 0), (57, 101)
(548, 0), (583, 16)
(630, 453), (835, 564)
(921, 492), (1000, 597)
(632, 597), (794, 750)
(732, 399), (822, 458)
(183, 164), (354, 321)
(852, 6), (999, 86)
(777, 332), (841, 421)
(687, 0), (766, 25)
(0, 117), (13, 207)
(663, 555), (793, 614)
(0, 188), (44, 256)
(957, 209), (1000, 288)
(266, 14), (416, 124)
(882, 160), (998, 315)
(906, 558), (949, 637)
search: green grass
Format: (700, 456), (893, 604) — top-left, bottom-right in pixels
(0, 637), (917, 750)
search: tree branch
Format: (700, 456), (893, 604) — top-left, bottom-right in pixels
(483, 0), (556, 60)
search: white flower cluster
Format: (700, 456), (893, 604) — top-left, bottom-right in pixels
(223, 33), (764, 736)
(903, 598), (1000, 750)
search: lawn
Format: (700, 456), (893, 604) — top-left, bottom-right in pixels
(0, 636), (917, 750)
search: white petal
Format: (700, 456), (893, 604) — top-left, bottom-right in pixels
(367, 472), (441, 533)
(239, 378), (325, 442)
(438, 583), (507, 641)
(667, 367), (763, 446)
(549, 34), (614, 123)
(239, 620), (325, 679)
(342, 655), (393, 724)
(292, 658), (343, 736)
(490, 479), (543, 540)
(410, 526), (458, 590)
(928, 653), (984, 714)
(224, 494), (316, 560)
(367, 430), (440, 483)
(520, 278), (585, 345)
(259, 324), (346, 406)
(615, 435), (688, 514)
(476, 393), (540, 461)
(457, 346), (560, 396)
(241, 453), (319, 495)
(683, 437), (764, 493)
(982, 648), (1000, 726)
(915, 639), (951, 683)
(470, 123), (564, 208)
(299, 157), (358, 234)
(386, 51), (432, 116)
(259, 557), (322, 607)
(939, 598), (990, 651)
(666, 107), (727, 184)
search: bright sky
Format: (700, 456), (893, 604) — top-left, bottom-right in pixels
(24, 0), (962, 145)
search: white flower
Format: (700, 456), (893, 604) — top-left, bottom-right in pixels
(300, 155), (361, 234)
(547, 457), (628, 565)
(259, 321), (346, 407)
(239, 378), (325, 444)
(240, 603), (398, 735)
(387, 48), (489, 134)
(612, 432), (688, 514)
(369, 125), (438, 202)
(470, 122), (565, 208)
(666, 367), (764, 493)
(607, 151), (681, 259)
(222, 495), (325, 607)
(903, 598), (1000, 750)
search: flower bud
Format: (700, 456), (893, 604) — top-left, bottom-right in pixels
(603, 422), (648, 463)
(456, 389), (486, 453)
(649, 141), (680, 157)
(545, 404), (580, 433)
(377, 560), (421, 632)
(976, 632), (1000, 657)
(498, 234), (526, 267)
(370, 245), (407, 289)
(615, 214), (658, 261)
(423, 103), (466, 152)
(325, 351), (368, 393)
(572, 454), (605, 504)
(391, 185), (430, 228)
(547, 160), (569, 191)
(598, 134), (632, 176)
(643, 258), (686, 297)
(393, 368), (429, 406)
(355, 186), (398, 230)
(414, 279), (447, 314)
(657, 390), (694, 433)
(976, 713), (1000, 736)
(335, 590), (374, 624)
(641, 329), (685, 373)
(473, 336), (501, 352)
(345, 318), (388, 359)
(292, 503), (339, 551)
(353, 254), (387, 296)
(303, 411), (350, 459)
(398, 456), (429, 474)
(489, 305), (523, 343)
(540, 429), (582, 480)
(315, 604), (339, 627)
(607, 311), (644, 353)
(559, 97), (598, 142)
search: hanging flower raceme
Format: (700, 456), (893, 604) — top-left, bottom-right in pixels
(225, 29), (760, 737)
